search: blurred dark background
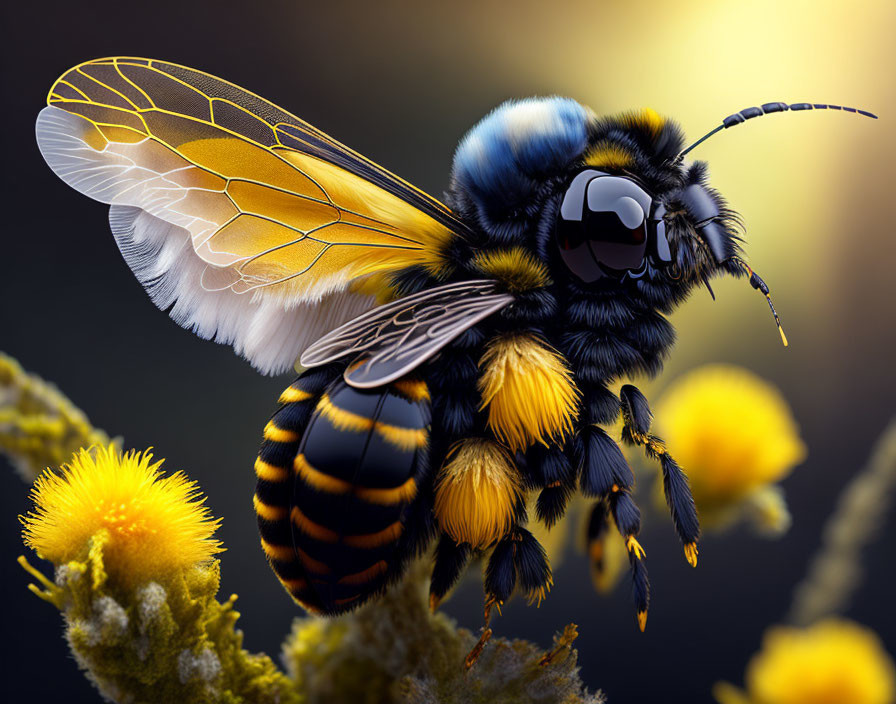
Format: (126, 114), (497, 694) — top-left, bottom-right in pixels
(2, 1), (894, 701)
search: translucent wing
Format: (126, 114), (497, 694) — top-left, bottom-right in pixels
(300, 280), (514, 388)
(36, 57), (469, 374)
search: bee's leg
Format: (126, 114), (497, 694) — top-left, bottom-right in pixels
(464, 598), (498, 670)
(429, 533), (471, 611)
(606, 487), (650, 631)
(465, 526), (553, 669)
(527, 443), (576, 528)
(570, 384), (652, 630)
(619, 384), (700, 566)
(584, 497), (648, 619)
(484, 526), (553, 607)
(572, 380), (630, 498)
(576, 422), (635, 497)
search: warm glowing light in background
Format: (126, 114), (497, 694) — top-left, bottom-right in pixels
(449, 0), (894, 378)
(283, 0), (893, 391)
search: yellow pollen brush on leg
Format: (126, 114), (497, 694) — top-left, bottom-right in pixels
(477, 333), (580, 453)
(434, 439), (522, 549)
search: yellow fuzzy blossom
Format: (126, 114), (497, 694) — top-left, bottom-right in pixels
(19, 443), (298, 704)
(714, 619), (896, 704)
(11, 358), (602, 703)
(655, 364), (807, 534)
(0, 351), (112, 481)
(22, 445), (222, 589)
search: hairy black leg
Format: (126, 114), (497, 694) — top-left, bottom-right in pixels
(483, 526), (552, 607)
(608, 487), (650, 631)
(620, 383), (700, 566)
(579, 380), (623, 426)
(570, 385), (653, 631)
(576, 423), (635, 498)
(526, 443), (576, 528)
(423, 329), (485, 612)
(583, 492), (649, 631)
(464, 526), (553, 669)
(429, 533), (471, 610)
(424, 326), (487, 475)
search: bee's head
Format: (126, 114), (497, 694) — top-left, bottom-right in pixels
(550, 108), (745, 311)
(450, 97), (875, 340)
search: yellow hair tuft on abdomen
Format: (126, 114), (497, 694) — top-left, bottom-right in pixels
(478, 333), (580, 453)
(434, 439), (522, 549)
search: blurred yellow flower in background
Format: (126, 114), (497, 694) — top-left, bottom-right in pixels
(22, 444), (222, 588)
(655, 364), (807, 535)
(714, 619), (896, 704)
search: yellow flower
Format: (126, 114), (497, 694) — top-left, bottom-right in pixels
(714, 619), (896, 704)
(22, 445), (222, 588)
(655, 364), (807, 533)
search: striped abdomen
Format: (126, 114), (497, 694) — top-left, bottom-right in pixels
(254, 368), (430, 614)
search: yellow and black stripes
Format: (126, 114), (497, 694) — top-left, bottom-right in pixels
(292, 378), (429, 612)
(295, 452), (419, 505)
(255, 367), (431, 615)
(314, 394), (428, 452)
(255, 369), (337, 613)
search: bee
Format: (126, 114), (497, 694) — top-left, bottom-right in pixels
(37, 58), (876, 664)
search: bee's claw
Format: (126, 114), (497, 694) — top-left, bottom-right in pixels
(464, 598), (501, 670)
(684, 542), (699, 567)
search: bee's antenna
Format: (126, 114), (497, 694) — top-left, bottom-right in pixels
(675, 102), (877, 161)
(733, 257), (788, 347)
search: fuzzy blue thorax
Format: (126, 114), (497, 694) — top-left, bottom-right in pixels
(451, 98), (591, 219)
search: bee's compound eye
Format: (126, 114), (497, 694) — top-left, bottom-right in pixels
(584, 178), (649, 271)
(558, 220), (586, 250)
(555, 172), (653, 282)
(556, 216), (604, 282)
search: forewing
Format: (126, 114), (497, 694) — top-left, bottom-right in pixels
(36, 57), (467, 374)
(300, 280), (514, 388)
